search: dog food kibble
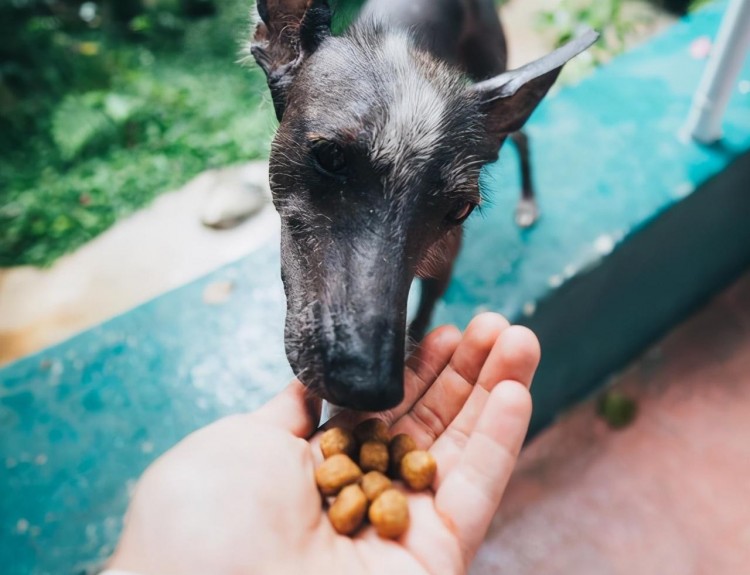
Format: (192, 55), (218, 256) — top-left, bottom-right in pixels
(388, 433), (417, 477)
(369, 489), (410, 539)
(361, 471), (392, 502)
(359, 440), (389, 474)
(313, 428), (433, 539)
(320, 427), (357, 459)
(400, 450), (437, 491)
(353, 418), (390, 445)
(315, 454), (363, 496)
(328, 484), (368, 535)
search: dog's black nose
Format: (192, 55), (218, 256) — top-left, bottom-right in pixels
(327, 370), (404, 412)
(326, 366), (404, 412)
(323, 330), (405, 412)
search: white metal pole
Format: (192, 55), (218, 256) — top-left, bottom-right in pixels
(684, 0), (750, 144)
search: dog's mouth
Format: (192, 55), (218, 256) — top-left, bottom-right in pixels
(310, 380), (404, 412)
(278, 206), (419, 411)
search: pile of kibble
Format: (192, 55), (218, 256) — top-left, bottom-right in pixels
(314, 418), (437, 539)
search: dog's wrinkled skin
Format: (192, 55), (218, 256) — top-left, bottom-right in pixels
(250, 0), (597, 410)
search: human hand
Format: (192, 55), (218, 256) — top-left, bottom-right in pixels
(108, 313), (540, 575)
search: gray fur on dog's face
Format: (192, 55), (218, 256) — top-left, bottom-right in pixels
(250, 0), (597, 410)
(270, 25), (487, 409)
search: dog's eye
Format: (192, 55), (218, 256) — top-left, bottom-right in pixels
(312, 140), (347, 176)
(446, 202), (476, 225)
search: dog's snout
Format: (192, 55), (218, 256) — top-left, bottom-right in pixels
(281, 222), (413, 412)
(326, 360), (404, 412)
(323, 322), (405, 412)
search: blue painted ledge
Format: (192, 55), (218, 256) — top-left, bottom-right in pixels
(2, 2), (749, 573)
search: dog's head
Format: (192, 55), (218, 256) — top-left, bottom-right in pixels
(250, 0), (596, 410)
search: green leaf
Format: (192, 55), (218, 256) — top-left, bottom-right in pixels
(104, 93), (142, 124)
(51, 94), (113, 160)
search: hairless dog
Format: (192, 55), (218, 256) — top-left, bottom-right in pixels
(249, 0), (597, 410)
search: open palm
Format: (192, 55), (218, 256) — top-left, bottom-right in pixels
(109, 314), (540, 575)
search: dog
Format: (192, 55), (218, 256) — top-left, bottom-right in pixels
(249, 0), (597, 411)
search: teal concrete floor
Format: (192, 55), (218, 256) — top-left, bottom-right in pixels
(2, 2), (749, 573)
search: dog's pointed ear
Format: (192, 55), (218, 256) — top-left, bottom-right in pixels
(250, 0), (332, 120)
(471, 29), (599, 138)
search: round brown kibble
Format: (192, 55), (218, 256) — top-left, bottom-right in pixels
(353, 418), (390, 445)
(400, 450), (437, 491)
(369, 489), (410, 539)
(361, 471), (392, 502)
(320, 427), (356, 459)
(359, 440), (389, 474)
(315, 454), (363, 496)
(328, 484), (368, 535)
(388, 433), (417, 477)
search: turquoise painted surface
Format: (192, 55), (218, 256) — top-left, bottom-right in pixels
(2, 2), (749, 573)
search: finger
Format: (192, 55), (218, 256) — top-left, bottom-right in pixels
(478, 325), (540, 391)
(389, 313), (511, 448)
(402, 324), (462, 413)
(319, 325), (461, 432)
(253, 379), (322, 438)
(434, 381), (532, 566)
(429, 326), (540, 479)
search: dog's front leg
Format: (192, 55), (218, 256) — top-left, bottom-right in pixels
(408, 228), (463, 343)
(509, 130), (539, 228)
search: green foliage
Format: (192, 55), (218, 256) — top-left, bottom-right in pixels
(1, 0), (276, 267)
(537, 0), (635, 80)
(330, 0), (367, 35)
(686, 0), (714, 11)
(537, 0), (708, 82)
(51, 93), (120, 160)
(536, 0), (682, 84)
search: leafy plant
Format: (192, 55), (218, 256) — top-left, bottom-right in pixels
(52, 93), (117, 160)
(538, 0), (710, 80)
(0, 0), (276, 267)
(537, 0), (636, 68)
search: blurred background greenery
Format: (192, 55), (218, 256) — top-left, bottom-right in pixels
(1, 0), (276, 267)
(0, 0), (702, 267)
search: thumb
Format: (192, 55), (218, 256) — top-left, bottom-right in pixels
(253, 379), (322, 438)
